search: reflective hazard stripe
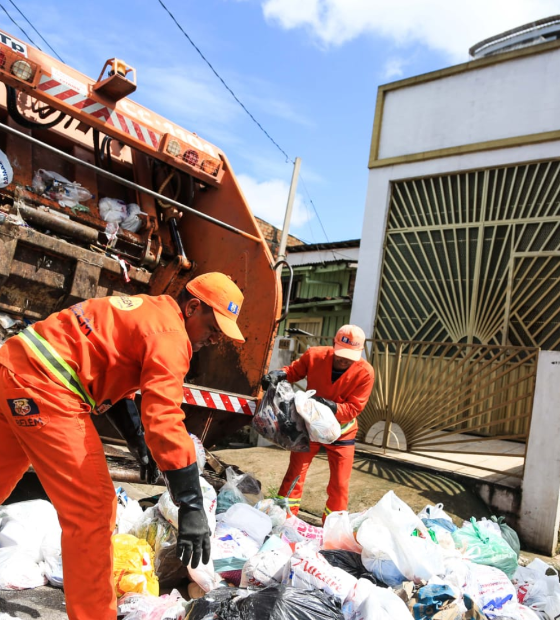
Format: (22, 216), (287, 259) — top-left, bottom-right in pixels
(18, 327), (96, 409)
(340, 419), (356, 434)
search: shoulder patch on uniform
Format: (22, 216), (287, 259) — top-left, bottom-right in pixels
(109, 296), (143, 311)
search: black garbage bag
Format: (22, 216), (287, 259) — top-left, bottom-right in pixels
(224, 585), (344, 620)
(185, 587), (244, 620)
(252, 382), (310, 452)
(185, 585), (344, 620)
(320, 550), (385, 586)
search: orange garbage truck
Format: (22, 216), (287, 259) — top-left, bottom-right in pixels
(0, 28), (282, 449)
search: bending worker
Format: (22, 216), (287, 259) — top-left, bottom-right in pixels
(262, 325), (374, 521)
(0, 272), (245, 620)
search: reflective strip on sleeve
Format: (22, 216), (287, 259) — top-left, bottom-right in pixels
(17, 327), (96, 409)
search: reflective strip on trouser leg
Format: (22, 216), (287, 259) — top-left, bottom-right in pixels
(17, 327), (96, 409)
(278, 443), (321, 516)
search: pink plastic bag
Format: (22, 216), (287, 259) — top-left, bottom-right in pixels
(284, 515), (323, 545)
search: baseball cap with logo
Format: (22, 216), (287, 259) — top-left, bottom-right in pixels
(186, 272), (245, 343)
(333, 325), (366, 361)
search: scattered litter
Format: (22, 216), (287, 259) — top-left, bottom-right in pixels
(216, 467), (262, 514)
(112, 533), (159, 597)
(1, 465), (554, 620)
(98, 197), (144, 233)
(32, 169), (92, 208)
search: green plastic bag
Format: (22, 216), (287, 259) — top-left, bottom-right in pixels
(490, 515), (521, 558)
(452, 517), (518, 578)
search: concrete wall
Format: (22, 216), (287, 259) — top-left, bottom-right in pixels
(519, 350), (560, 555)
(378, 47), (560, 160)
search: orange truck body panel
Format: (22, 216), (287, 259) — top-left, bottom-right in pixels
(0, 29), (281, 444)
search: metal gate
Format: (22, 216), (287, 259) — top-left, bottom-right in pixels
(357, 339), (539, 477)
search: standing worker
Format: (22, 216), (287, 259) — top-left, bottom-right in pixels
(0, 272), (245, 620)
(262, 325), (374, 521)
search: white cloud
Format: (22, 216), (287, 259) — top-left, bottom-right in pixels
(237, 173), (313, 231)
(262, 0), (560, 61)
(382, 57), (408, 80)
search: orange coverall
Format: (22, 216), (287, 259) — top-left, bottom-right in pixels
(0, 295), (196, 620)
(277, 346), (374, 519)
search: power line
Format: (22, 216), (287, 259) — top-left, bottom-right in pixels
(299, 176), (330, 243)
(157, 0), (291, 163)
(157, 0), (332, 243)
(0, 2), (40, 50)
(7, 0), (65, 63)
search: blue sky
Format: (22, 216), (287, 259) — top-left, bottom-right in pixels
(2, 0), (557, 241)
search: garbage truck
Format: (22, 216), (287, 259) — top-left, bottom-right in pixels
(0, 29), (283, 449)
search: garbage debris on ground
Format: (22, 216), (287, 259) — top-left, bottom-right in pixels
(1, 434), (552, 620)
(0, 499), (62, 589)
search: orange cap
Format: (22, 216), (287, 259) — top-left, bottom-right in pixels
(186, 272), (245, 343)
(333, 325), (365, 361)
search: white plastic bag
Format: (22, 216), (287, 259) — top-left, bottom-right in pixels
(190, 433), (206, 473)
(417, 503), (454, 522)
(0, 499), (61, 563)
(463, 562), (517, 618)
(120, 203), (143, 233)
(294, 390), (341, 444)
(39, 523), (63, 587)
(288, 544), (357, 603)
(211, 522), (261, 572)
(344, 578), (412, 620)
(323, 511), (362, 553)
(254, 499), (287, 529)
(98, 197), (128, 223)
(219, 503), (272, 547)
(513, 558), (560, 620)
(241, 539), (293, 587)
(187, 558), (222, 593)
(0, 149), (13, 188)
(0, 547), (47, 590)
(158, 477), (217, 536)
(357, 491), (444, 585)
(32, 169), (92, 207)
(216, 467), (263, 514)
(116, 488), (144, 535)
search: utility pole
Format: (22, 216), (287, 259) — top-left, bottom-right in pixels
(277, 157), (301, 262)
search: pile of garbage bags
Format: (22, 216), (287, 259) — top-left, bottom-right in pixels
(3, 471), (560, 620)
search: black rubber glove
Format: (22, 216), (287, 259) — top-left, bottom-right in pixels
(164, 463), (211, 569)
(127, 437), (160, 485)
(261, 369), (287, 390)
(105, 399), (160, 485)
(313, 396), (338, 415)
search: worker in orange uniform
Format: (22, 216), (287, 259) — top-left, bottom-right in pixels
(0, 272), (245, 620)
(262, 325), (374, 521)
